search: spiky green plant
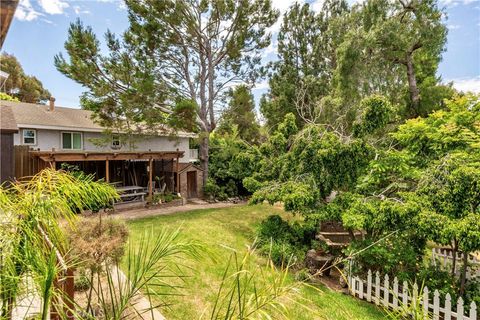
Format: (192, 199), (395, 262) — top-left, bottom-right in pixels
(0, 169), (118, 319)
(92, 227), (203, 319)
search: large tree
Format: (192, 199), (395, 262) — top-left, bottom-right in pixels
(334, 0), (449, 118)
(261, 0), (349, 129)
(0, 53), (51, 104)
(216, 85), (261, 144)
(55, 0), (279, 183)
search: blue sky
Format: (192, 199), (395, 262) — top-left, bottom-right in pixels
(2, 0), (479, 109)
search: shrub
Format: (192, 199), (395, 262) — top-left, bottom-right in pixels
(257, 215), (294, 245)
(347, 234), (418, 282)
(418, 265), (457, 300)
(256, 215), (317, 267)
(261, 242), (301, 266)
(204, 178), (230, 200)
(74, 269), (91, 292)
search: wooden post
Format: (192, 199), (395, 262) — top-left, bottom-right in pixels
(149, 158), (153, 199)
(105, 159), (110, 183)
(176, 156), (180, 194)
(64, 268), (75, 320)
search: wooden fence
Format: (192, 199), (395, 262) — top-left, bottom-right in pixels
(431, 248), (480, 280)
(14, 146), (47, 179)
(349, 270), (477, 320)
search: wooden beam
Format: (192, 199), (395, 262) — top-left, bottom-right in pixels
(105, 159), (110, 183)
(33, 151), (184, 162)
(176, 156), (180, 194)
(148, 158), (153, 199)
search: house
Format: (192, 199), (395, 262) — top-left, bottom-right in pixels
(0, 98), (204, 200)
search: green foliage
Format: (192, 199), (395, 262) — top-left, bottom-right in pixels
(217, 85), (261, 144)
(0, 92), (19, 101)
(207, 132), (255, 197)
(256, 215), (316, 266)
(60, 163), (116, 212)
(0, 169), (118, 319)
(417, 265), (457, 301)
(261, 1), (348, 129)
(152, 193), (181, 204)
(168, 99), (199, 133)
(74, 269), (91, 292)
(0, 52), (51, 103)
(416, 153), (480, 254)
(352, 95), (393, 137)
(347, 234), (421, 282)
(394, 94), (480, 166)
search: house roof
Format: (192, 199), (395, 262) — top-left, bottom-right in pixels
(0, 105), (18, 133)
(178, 163), (204, 173)
(1, 100), (104, 132)
(0, 100), (196, 137)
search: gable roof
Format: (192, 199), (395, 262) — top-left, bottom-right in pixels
(1, 100), (103, 132)
(0, 100), (196, 137)
(178, 162), (204, 173)
(0, 105), (18, 133)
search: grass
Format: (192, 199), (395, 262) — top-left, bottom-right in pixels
(126, 204), (385, 319)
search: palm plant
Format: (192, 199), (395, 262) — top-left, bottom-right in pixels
(0, 169), (118, 319)
(91, 228), (203, 319)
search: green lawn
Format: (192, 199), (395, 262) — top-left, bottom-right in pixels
(126, 204), (385, 320)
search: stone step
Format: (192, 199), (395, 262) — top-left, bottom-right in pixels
(316, 233), (348, 249)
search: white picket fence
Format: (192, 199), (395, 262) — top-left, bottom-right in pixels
(348, 270), (477, 320)
(432, 248), (480, 279)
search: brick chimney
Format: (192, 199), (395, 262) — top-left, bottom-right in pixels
(49, 96), (55, 111)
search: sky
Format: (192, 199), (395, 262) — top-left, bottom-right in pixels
(2, 0), (480, 109)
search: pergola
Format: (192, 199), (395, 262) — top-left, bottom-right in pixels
(30, 150), (185, 198)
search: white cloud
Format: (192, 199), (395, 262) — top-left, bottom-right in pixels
(252, 80), (270, 91)
(447, 24), (461, 29)
(449, 76), (480, 93)
(15, 0), (42, 21)
(38, 0), (69, 15)
(73, 5), (90, 15)
(439, 0), (478, 8)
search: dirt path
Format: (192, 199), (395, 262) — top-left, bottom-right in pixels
(107, 201), (245, 221)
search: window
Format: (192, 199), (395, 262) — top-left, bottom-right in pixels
(111, 134), (121, 150)
(22, 129), (36, 145)
(62, 132), (82, 150)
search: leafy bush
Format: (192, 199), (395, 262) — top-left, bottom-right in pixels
(256, 215), (317, 267)
(74, 269), (91, 291)
(204, 178), (230, 200)
(417, 265), (479, 312)
(257, 215), (294, 245)
(152, 193), (180, 204)
(417, 265), (457, 300)
(262, 242), (302, 266)
(347, 235), (419, 282)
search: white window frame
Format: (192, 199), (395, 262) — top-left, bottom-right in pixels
(111, 134), (121, 150)
(22, 129), (36, 145)
(61, 131), (83, 150)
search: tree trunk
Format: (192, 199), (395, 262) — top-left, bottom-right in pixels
(199, 135), (209, 185)
(405, 53), (420, 117)
(459, 251), (469, 296)
(451, 241), (457, 277)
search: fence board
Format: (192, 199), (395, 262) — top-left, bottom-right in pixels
(348, 269), (477, 320)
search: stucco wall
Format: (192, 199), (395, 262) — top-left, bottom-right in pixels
(13, 129), (191, 163)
